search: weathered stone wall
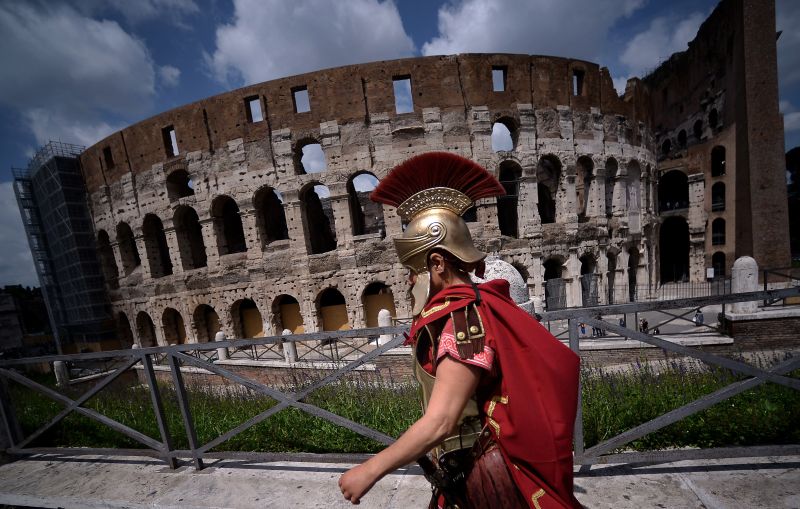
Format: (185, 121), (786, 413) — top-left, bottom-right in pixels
(80, 53), (660, 346)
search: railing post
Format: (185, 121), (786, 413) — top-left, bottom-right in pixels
(568, 318), (585, 463)
(140, 353), (178, 469)
(0, 376), (22, 454)
(167, 353), (204, 470)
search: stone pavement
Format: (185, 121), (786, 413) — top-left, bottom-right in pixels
(0, 453), (798, 508)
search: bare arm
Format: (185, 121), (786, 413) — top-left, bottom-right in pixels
(338, 356), (482, 504)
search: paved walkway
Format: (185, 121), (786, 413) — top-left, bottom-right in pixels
(0, 453), (798, 508)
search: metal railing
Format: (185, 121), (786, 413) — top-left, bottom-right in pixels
(0, 287), (798, 470)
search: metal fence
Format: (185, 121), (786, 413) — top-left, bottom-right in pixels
(0, 286), (798, 470)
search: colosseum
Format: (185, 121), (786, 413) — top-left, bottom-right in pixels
(78, 0), (789, 348)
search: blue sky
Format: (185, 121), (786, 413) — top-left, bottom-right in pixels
(1, 0), (798, 288)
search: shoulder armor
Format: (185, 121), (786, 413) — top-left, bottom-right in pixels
(450, 303), (486, 359)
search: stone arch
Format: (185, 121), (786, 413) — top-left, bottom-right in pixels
(162, 307), (187, 345)
(173, 205), (207, 269)
(575, 156), (594, 221)
(579, 252), (599, 307)
(658, 170), (689, 212)
(497, 160), (521, 237)
(491, 117), (517, 151)
(543, 256), (567, 310)
(317, 287), (350, 331)
(604, 157), (619, 217)
(711, 146), (726, 177)
(166, 169), (194, 201)
(96, 230), (119, 289)
(272, 294), (304, 334)
(537, 155), (562, 224)
(142, 214), (173, 278)
(230, 298), (264, 339)
(193, 304), (220, 343)
(712, 218), (726, 246)
(660, 216), (689, 283)
(362, 282), (396, 328)
(711, 182), (725, 211)
(116, 221), (140, 275)
(347, 172), (384, 236)
(661, 138), (672, 157)
(301, 183), (337, 254)
(627, 246), (640, 301)
(135, 311), (157, 347)
(294, 138), (326, 175)
(211, 195), (247, 255)
(253, 186), (289, 247)
(116, 311), (134, 347)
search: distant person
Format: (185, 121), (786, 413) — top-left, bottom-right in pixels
(693, 309), (704, 327)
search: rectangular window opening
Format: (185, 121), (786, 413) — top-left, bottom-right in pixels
(393, 76), (413, 114)
(162, 126), (179, 157)
(102, 146), (115, 169)
(245, 96), (263, 123)
(572, 70), (584, 96)
(492, 66), (507, 92)
(292, 87), (310, 113)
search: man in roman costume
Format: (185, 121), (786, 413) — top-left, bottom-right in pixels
(339, 152), (581, 508)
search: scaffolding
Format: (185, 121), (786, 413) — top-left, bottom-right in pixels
(12, 141), (113, 352)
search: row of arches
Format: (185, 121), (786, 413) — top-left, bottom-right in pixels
(124, 283), (398, 347)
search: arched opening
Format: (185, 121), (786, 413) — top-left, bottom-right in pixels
(301, 184), (337, 254)
(273, 295), (304, 334)
(658, 170), (689, 212)
(142, 214), (173, 278)
(693, 119), (703, 141)
(712, 252), (726, 279)
(116, 222), (140, 275)
(543, 257), (566, 310)
(711, 182), (725, 211)
(348, 173), (384, 236)
(318, 288), (350, 331)
(579, 254), (598, 306)
(537, 155), (561, 224)
(116, 312), (134, 347)
(231, 299), (263, 339)
(173, 206), (207, 269)
(295, 141), (326, 175)
(211, 196), (246, 255)
(660, 217), (690, 283)
(491, 120), (515, 152)
(97, 230), (119, 289)
(712, 218), (726, 245)
(162, 307), (187, 345)
(708, 108), (719, 129)
(135, 311), (157, 347)
(497, 161), (521, 237)
(677, 130), (687, 148)
(605, 158), (619, 217)
(576, 156), (593, 222)
(627, 247), (639, 301)
(193, 304), (220, 343)
(166, 170), (194, 201)
(362, 282), (396, 328)
(711, 146), (726, 177)
(661, 139), (672, 157)
(253, 187), (289, 246)
(607, 252), (618, 304)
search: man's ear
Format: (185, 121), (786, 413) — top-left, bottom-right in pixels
(428, 252), (445, 274)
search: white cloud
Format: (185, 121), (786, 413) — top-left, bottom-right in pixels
(785, 112), (800, 132)
(0, 2), (156, 147)
(619, 12), (706, 78)
(207, 0), (415, 86)
(0, 182), (38, 288)
(158, 65), (181, 88)
(421, 0), (644, 61)
(612, 76), (629, 96)
(103, 0), (199, 26)
(780, 100), (793, 114)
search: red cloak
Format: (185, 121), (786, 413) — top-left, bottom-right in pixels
(409, 279), (581, 509)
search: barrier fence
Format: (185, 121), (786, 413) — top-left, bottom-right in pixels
(0, 286), (798, 470)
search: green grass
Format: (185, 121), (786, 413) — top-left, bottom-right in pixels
(7, 355), (799, 454)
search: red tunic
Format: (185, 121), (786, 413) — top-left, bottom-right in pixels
(409, 280), (582, 509)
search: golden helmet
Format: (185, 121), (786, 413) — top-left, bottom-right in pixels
(371, 153), (505, 315)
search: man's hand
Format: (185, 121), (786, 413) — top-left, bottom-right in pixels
(339, 462), (378, 504)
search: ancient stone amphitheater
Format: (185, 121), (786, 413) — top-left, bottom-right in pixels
(80, 54), (658, 347)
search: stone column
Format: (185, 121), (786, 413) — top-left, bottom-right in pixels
(214, 330), (229, 360)
(730, 256), (759, 314)
(199, 218), (220, 269)
(239, 208), (261, 260)
(597, 248), (609, 304)
(328, 184), (354, 251)
(53, 361), (69, 387)
(282, 329), (297, 362)
(566, 251), (581, 308)
(612, 175), (627, 218)
(163, 227), (184, 274)
(518, 173), (539, 238)
(562, 163), (579, 225)
(134, 234), (152, 279)
(688, 173), (706, 282)
(110, 241), (127, 279)
(282, 190), (307, 255)
(377, 309), (393, 346)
